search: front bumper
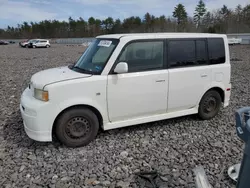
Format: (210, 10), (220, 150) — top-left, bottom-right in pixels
(20, 43), (28, 47)
(20, 88), (59, 142)
(23, 119), (51, 142)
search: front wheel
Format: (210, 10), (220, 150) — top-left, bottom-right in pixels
(46, 45), (50, 48)
(198, 90), (222, 120)
(55, 107), (99, 147)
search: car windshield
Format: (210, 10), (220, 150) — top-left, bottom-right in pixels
(71, 38), (119, 74)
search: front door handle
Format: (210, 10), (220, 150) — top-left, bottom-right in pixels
(156, 80), (165, 82)
(201, 74), (208, 78)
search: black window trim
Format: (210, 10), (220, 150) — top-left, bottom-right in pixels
(109, 39), (167, 75)
(108, 37), (225, 74)
(197, 38), (209, 66)
(166, 38), (209, 69)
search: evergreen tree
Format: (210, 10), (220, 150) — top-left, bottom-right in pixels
(173, 4), (188, 31)
(194, 0), (207, 28)
(173, 4), (188, 25)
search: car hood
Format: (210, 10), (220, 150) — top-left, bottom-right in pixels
(31, 66), (91, 89)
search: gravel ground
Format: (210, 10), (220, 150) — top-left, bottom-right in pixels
(0, 44), (250, 188)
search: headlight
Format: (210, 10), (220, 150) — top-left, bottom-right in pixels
(34, 88), (49, 101)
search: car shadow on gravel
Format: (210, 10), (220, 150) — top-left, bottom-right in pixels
(3, 108), (206, 149)
(103, 115), (200, 134)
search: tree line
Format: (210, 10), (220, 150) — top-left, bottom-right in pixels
(0, 1), (250, 39)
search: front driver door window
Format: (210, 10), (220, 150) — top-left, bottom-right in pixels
(117, 41), (164, 73)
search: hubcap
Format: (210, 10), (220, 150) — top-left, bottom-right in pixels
(66, 117), (90, 139)
(203, 97), (217, 113)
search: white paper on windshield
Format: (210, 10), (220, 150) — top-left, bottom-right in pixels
(98, 40), (112, 47)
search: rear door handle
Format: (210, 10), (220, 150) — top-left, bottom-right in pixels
(156, 80), (165, 82)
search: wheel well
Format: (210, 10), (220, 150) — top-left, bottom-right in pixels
(52, 105), (103, 136)
(206, 87), (225, 102)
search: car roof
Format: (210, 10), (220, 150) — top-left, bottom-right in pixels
(97, 33), (226, 39)
(30, 39), (48, 41)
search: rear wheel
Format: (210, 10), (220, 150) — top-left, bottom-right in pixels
(33, 45), (36, 48)
(198, 90), (222, 120)
(46, 45), (50, 48)
(55, 107), (99, 147)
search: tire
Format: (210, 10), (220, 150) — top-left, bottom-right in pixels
(33, 45), (36, 48)
(198, 90), (222, 120)
(46, 45), (49, 48)
(55, 107), (99, 147)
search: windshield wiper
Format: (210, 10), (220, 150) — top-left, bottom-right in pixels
(72, 66), (93, 74)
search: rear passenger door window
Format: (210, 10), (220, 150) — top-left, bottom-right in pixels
(117, 41), (164, 73)
(168, 39), (208, 68)
(168, 40), (196, 68)
(208, 38), (225, 64)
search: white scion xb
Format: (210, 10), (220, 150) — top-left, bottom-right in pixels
(20, 33), (231, 147)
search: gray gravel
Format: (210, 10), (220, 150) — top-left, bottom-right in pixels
(0, 44), (249, 188)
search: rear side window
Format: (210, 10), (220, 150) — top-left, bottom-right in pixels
(117, 41), (164, 73)
(208, 38), (225, 64)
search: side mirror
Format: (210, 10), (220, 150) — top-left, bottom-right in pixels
(113, 62), (128, 74)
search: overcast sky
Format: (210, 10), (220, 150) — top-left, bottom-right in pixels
(0, 0), (249, 28)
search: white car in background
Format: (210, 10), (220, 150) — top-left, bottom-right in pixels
(20, 39), (36, 47)
(228, 38), (242, 45)
(28, 39), (51, 48)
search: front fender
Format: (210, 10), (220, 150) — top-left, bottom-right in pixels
(57, 98), (109, 124)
